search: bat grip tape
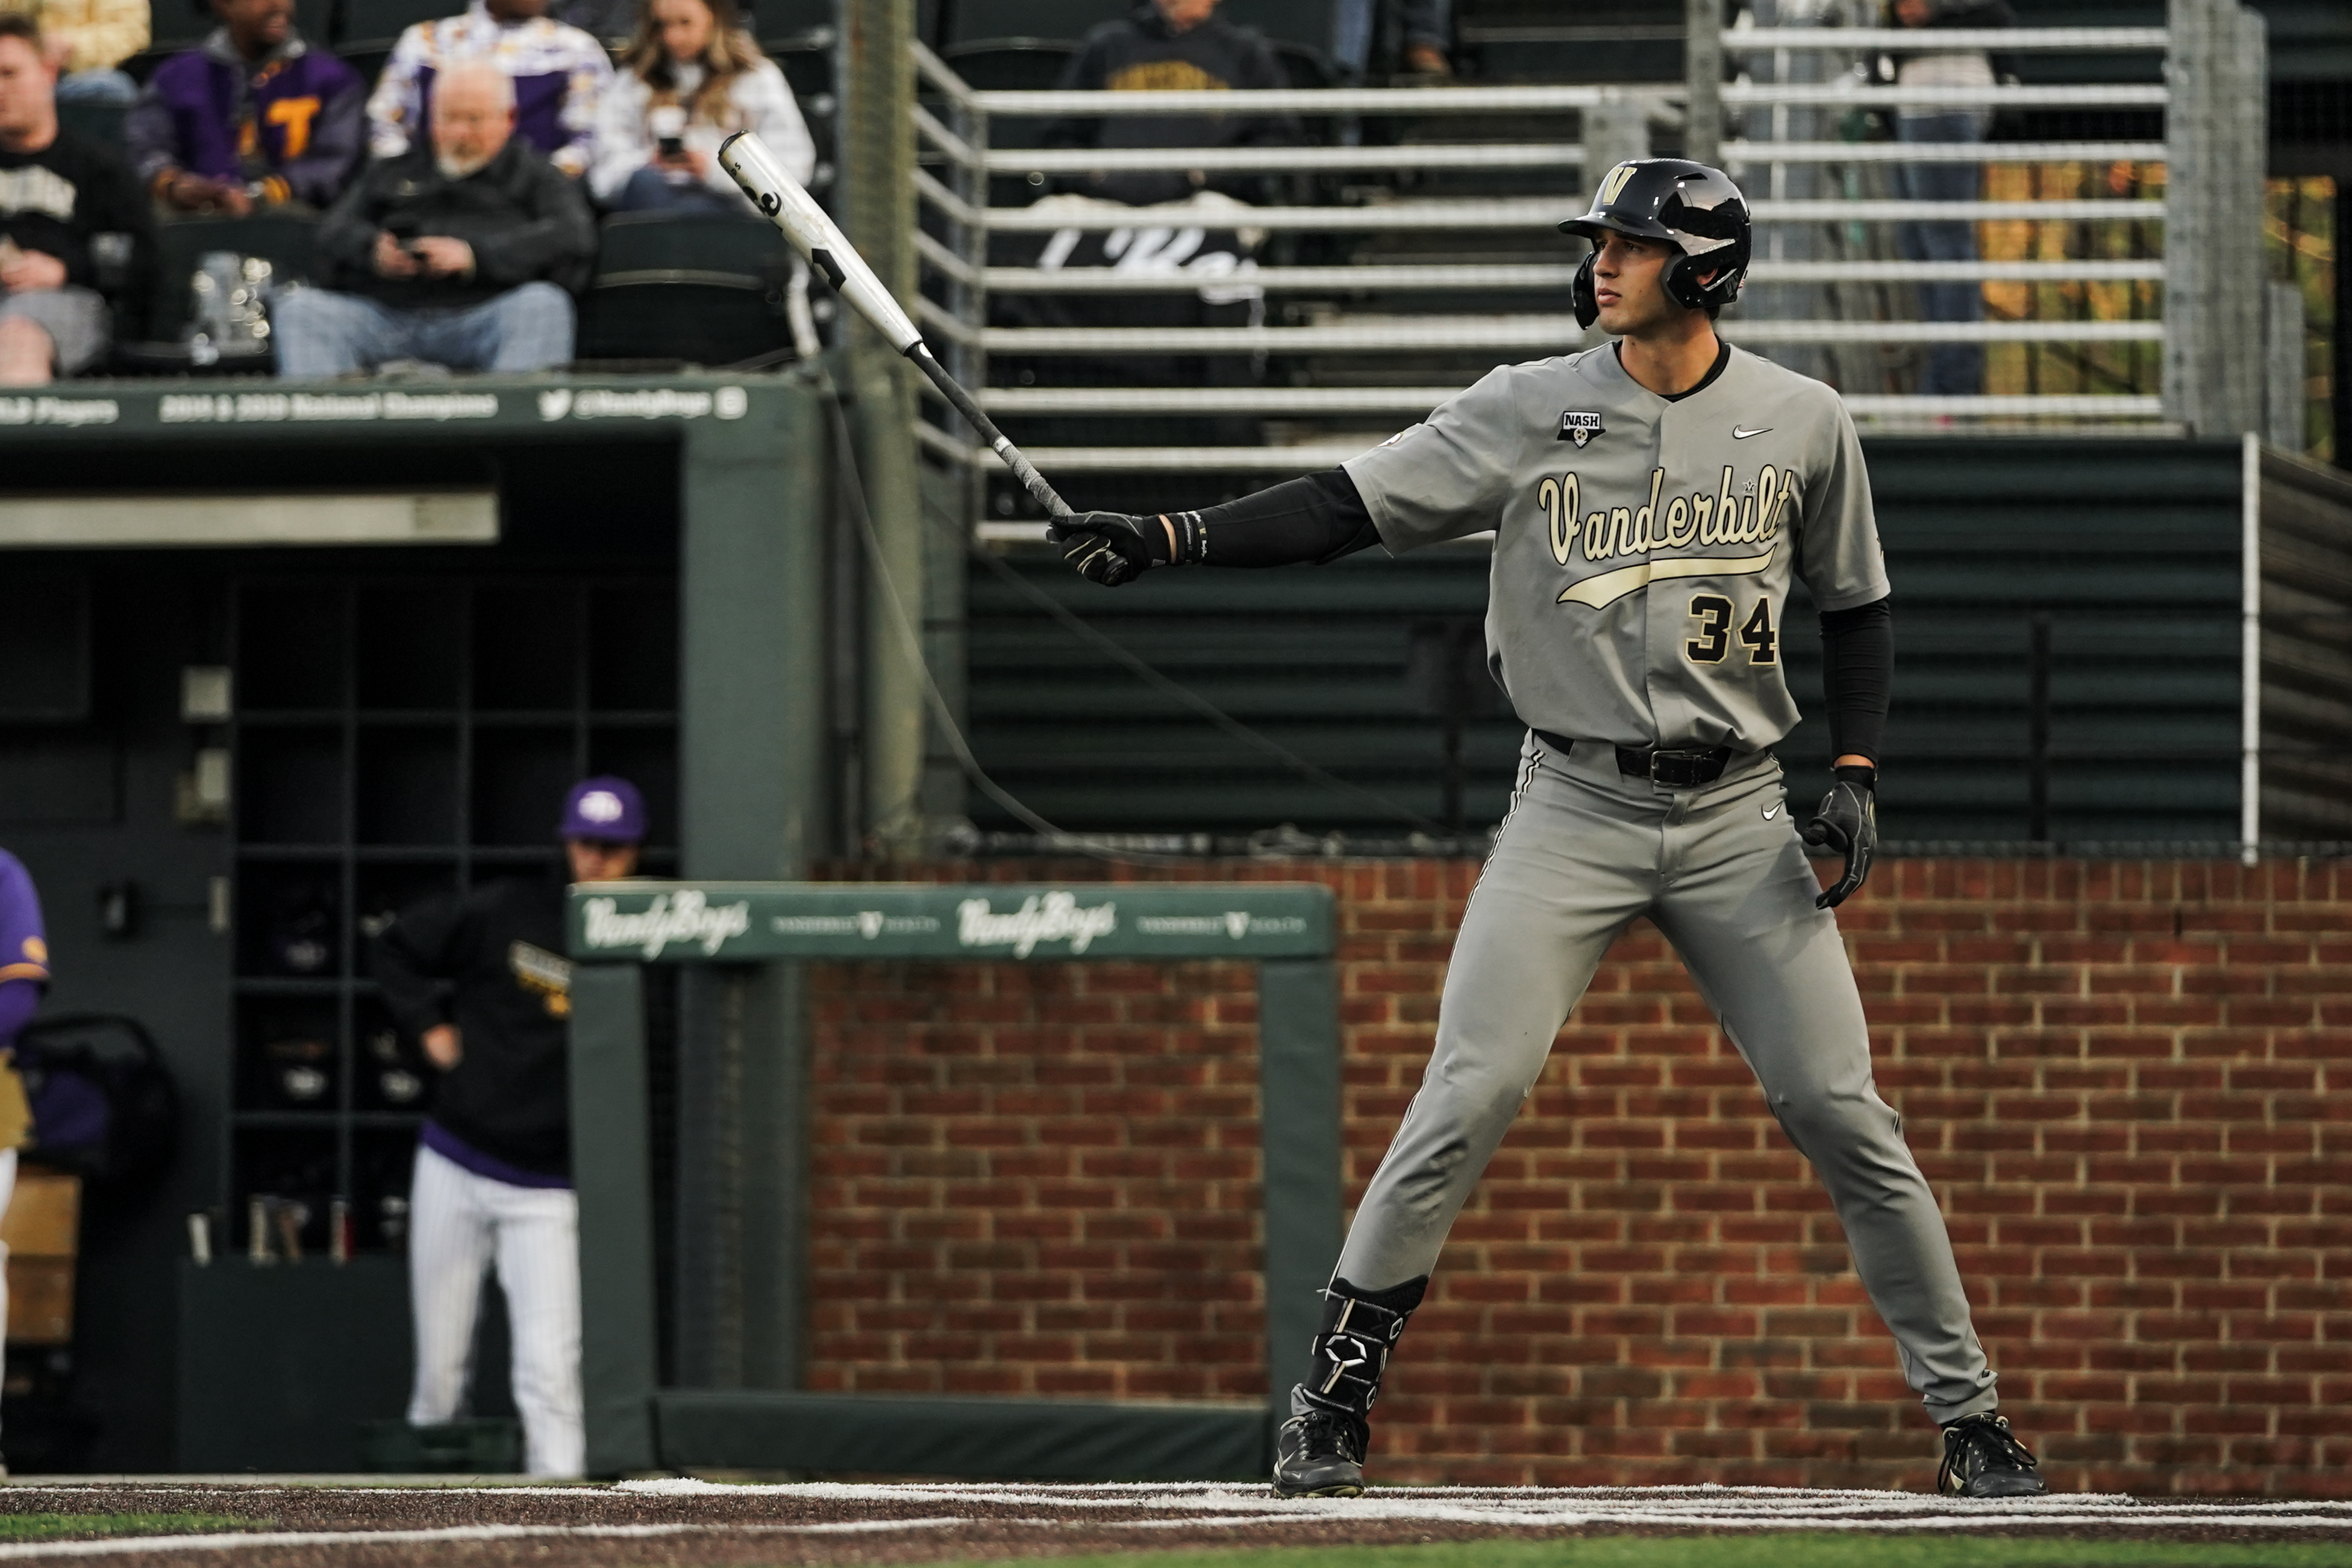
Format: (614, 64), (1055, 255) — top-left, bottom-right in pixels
(906, 343), (1071, 519)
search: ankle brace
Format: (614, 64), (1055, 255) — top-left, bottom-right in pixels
(1297, 1274), (1427, 1419)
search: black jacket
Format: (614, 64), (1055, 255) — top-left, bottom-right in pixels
(316, 136), (595, 308)
(0, 126), (154, 306)
(373, 874), (572, 1178)
(1045, 5), (1300, 205)
(1887, 0), (2017, 76)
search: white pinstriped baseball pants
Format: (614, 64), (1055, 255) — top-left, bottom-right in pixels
(407, 1143), (584, 1477)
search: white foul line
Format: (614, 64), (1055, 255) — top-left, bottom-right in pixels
(0, 1519), (972, 1560)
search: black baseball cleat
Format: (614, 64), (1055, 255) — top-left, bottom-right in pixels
(1272, 1406), (1369, 1498)
(1938, 1412), (2048, 1498)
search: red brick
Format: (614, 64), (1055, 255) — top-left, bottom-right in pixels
(801, 857), (2352, 1493)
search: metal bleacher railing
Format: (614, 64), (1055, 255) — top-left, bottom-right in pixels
(905, 0), (2274, 514)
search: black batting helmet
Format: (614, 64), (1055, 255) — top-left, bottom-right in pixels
(1562, 158), (1752, 330)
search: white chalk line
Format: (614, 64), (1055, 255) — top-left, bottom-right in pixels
(0, 1518), (974, 1560)
(617, 1479), (2352, 1530)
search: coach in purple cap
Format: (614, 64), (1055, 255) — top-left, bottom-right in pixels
(370, 774), (644, 1478)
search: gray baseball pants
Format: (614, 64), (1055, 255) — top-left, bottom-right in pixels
(1334, 733), (1999, 1422)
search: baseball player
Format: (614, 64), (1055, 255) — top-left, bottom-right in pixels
(1048, 160), (2046, 1501)
(372, 775), (644, 1478)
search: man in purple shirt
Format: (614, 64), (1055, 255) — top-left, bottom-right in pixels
(371, 777), (643, 1479)
(127, 0), (365, 214)
(0, 846), (49, 1477)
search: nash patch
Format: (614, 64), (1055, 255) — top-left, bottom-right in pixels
(1559, 410), (1605, 448)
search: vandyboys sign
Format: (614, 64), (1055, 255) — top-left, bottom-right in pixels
(568, 882), (1332, 963)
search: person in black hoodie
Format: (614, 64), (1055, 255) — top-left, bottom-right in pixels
(274, 60), (592, 376)
(1045, 0), (1300, 207)
(0, 13), (150, 384)
(372, 775), (645, 1479)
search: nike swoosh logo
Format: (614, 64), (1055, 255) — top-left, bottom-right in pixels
(1762, 804), (1781, 820)
(1733, 426), (1771, 439)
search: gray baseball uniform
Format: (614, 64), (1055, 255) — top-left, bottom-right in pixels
(1331, 342), (2000, 1423)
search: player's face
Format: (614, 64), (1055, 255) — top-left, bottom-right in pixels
(566, 838), (641, 883)
(1589, 231), (1684, 336)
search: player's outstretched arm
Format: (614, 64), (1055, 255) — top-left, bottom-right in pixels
(1048, 470), (1381, 587)
(1800, 597), (1891, 908)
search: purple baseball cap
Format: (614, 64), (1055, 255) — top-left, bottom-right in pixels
(560, 776), (646, 843)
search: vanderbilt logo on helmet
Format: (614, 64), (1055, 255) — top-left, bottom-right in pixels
(1595, 162), (1637, 205)
(1559, 411), (1605, 448)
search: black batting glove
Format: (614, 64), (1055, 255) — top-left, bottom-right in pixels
(1800, 764), (1878, 910)
(1047, 511), (1169, 587)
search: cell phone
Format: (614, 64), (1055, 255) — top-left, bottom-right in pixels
(658, 134), (686, 158)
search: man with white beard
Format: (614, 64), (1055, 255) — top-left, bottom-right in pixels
(275, 60), (593, 376)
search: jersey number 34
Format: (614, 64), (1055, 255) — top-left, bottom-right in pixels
(1686, 593), (1777, 666)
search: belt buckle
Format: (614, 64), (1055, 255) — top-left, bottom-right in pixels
(1648, 748), (1705, 785)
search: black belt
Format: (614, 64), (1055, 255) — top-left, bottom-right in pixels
(1532, 729), (1735, 788)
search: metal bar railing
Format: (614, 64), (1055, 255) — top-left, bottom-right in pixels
(899, 25), (2203, 485)
(969, 85), (1610, 116)
(941, 197), (2165, 232)
(910, 40), (972, 105)
(967, 386), (2168, 418)
(1720, 83), (2167, 107)
(1721, 26), (2170, 49)
(974, 318), (2164, 353)
(983, 143), (1583, 175)
(975, 258), (2166, 293)
(966, 83), (2164, 116)
(972, 140), (2169, 176)
(912, 103), (977, 169)
(1718, 140), (2166, 164)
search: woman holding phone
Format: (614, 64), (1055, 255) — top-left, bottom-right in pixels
(589, 0), (812, 213)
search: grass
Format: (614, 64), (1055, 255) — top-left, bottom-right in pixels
(930, 1537), (2352, 1568)
(0, 1513), (257, 1540)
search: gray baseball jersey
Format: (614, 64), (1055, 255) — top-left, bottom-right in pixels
(1343, 343), (1888, 752)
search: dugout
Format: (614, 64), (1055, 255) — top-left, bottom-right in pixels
(0, 371), (845, 1470)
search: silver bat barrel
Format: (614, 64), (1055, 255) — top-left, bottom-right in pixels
(716, 131), (1072, 519)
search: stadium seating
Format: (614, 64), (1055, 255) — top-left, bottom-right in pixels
(946, 0), (1333, 52)
(1217, 0), (1331, 52)
(748, 0), (833, 41)
(575, 211), (799, 367)
(134, 0), (330, 63)
(337, 0), (463, 52)
(942, 0), (1123, 46)
(116, 211), (320, 371)
(55, 101), (128, 148)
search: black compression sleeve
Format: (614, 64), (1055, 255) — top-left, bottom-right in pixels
(1168, 469), (1383, 567)
(1819, 596), (1892, 766)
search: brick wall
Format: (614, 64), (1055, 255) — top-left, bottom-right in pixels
(805, 859), (2352, 1496)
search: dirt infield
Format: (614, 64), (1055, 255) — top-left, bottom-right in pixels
(2, 1481), (2350, 1566)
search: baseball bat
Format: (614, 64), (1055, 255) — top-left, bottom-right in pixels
(717, 130), (1073, 520)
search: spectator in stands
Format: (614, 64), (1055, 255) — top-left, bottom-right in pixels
(1888, 0), (2011, 396)
(6, 0), (146, 106)
(589, 0), (810, 213)
(368, 0), (611, 180)
(1046, 0), (1300, 207)
(275, 61), (592, 376)
(0, 13), (150, 384)
(1332, 0), (1451, 80)
(127, 0), (365, 216)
